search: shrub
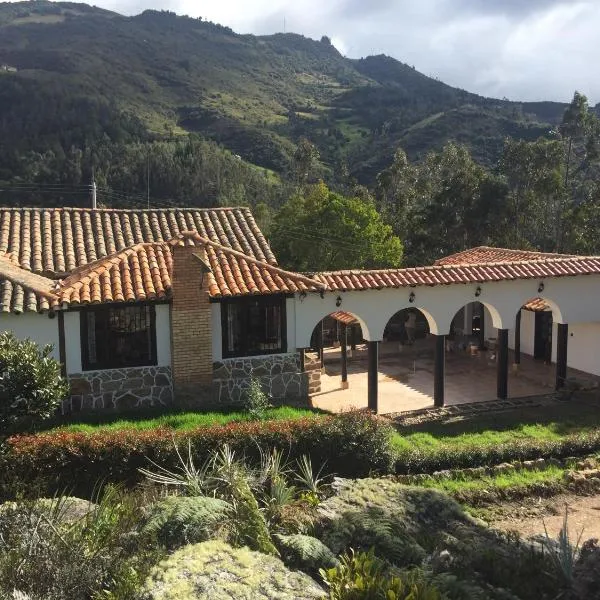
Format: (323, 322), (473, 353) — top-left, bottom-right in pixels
(320, 548), (441, 599)
(0, 333), (67, 434)
(274, 534), (338, 575)
(0, 487), (162, 600)
(2, 411), (395, 498)
(244, 377), (270, 420)
(141, 496), (232, 550)
(140, 539), (326, 599)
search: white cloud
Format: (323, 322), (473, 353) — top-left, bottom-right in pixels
(5, 0), (598, 102)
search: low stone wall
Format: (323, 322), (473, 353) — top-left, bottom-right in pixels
(63, 366), (173, 413)
(304, 352), (322, 395)
(212, 353), (308, 405)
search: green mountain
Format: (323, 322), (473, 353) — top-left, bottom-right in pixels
(0, 0), (573, 190)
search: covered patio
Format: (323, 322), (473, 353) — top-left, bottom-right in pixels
(309, 338), (598, 414)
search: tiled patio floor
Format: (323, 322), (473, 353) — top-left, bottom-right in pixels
(310, 338), (598, 414)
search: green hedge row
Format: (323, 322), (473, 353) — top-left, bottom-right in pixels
(395, 429), (600, 474)
(1, 412), (396, 499)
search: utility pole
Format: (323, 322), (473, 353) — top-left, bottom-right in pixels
(147, 152), (150, 209)
(91, 176), (97, 209)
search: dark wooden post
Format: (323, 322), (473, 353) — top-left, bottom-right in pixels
(367, 341), (379, 412)
(497, 328), (509, 399)
(350, 325), (357, 352)
(556, 323), (568, 390)
(434, 334), (445, 407)
(319, 321), (324, 370)
(341, 323), (348, 389)
(514, 310), (521, 365)
(478, 302), (486, 350)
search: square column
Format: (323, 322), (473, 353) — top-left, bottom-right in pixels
(434, 334), (445, 407)
(341, 323), (349, 389)
(497, 328), (509, 399)
(514, 311), (521, 365)
(367, 341), (379, 412)
(556, 323), (568, 390)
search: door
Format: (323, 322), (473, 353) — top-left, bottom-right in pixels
(534, 311), (553, 362)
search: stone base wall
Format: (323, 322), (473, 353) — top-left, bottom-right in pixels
(64, 366), (173, 413)
(212, 353), (308, 405)
(305, 352), (322, 394)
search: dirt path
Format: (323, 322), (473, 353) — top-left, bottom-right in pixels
(490, 493), (600, 541)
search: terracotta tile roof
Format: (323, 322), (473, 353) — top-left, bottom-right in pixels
(522, 297), (550, 312)
(313, 255), (600, 291)
(0, 207), (276, 312)
(0, 253), (59, 313)
(435, 246), (576, 266)
(169, 232), (325, 298)
(330, 311), (359, 325)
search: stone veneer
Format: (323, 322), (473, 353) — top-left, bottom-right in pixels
(63, 366), (173, 413)
(212, 353), (308, 404)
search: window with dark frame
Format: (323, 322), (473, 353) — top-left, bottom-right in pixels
(81, 304), (157, 370)
(221, 296), (287, 358)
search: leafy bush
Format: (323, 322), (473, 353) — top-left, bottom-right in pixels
(244, 377), (270, 420)
(0, 487), (162, 600)
(2, 411), (395, 498)
(141, 495), (232, 550)
(0, 333), (67, 434)
(140, 539), (326, 599)
(274, 534), (338, 575)
(320, 548), (441, 599)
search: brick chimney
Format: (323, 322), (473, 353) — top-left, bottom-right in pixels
(170, 243), (213, 405)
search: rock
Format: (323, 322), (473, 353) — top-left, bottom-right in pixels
(141, 540), (326, 599)
(494, 462), (516, 474)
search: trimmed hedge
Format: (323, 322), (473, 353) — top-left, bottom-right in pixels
(1, 412), (395, 498)
(395, 429), (600, 474)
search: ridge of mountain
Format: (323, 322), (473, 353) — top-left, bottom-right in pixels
(0, 1), (577, 183)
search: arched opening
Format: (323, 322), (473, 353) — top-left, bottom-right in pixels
(305, 311), (365, 403)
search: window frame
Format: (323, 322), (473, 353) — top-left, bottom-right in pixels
(80, 303), (158, 371)
(220, 295), (288, 359)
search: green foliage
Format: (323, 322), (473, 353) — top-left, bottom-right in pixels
(320, 548), (441, 600)
(541, 506), (584, 588)
(275, 534), (339, 575)
(0, 486), (163, 600)
(0, 333), (68, 434)
(141, 495), (232, 550)
(270, 181), (403, 271)
(316, 479), (557, 599)
(244, 377), (270, 420)
(3, 411), (395, 498)
(140, 539), (327, 599)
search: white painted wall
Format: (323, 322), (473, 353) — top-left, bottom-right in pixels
(211, 303), (222, 362)
(63, 311), (82, 373)
(567, 322), (600, 375)
(0, 312), (60, 360)
(155, 304), (171, 367)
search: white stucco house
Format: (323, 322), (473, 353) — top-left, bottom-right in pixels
(1, 206), (599, 414)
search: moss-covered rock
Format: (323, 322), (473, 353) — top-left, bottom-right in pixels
(0, 496), (96, 524)
(140, 539), (326, 599)
(316, 478), (556, 600)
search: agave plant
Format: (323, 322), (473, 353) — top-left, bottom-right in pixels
(138, 438), (212, 496)
(542, 505), (584, 589)
(295, 454), (327, 496)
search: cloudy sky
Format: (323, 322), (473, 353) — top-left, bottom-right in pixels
(34, 0), (600, 102)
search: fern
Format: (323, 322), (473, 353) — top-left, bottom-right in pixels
(274, 534), (338, 575)
(142, 496), (232, 550)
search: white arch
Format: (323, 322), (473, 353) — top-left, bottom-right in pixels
(380, 306), (438, 336)
(301, 310), (372, 348)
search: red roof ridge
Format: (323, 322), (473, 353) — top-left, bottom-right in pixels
(170, 231), (327, 291)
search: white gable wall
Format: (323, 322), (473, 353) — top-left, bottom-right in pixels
(0, 312), (60, 360)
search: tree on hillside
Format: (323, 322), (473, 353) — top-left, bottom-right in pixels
(269, 181), (403, 271)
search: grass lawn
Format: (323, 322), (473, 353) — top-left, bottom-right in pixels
(41, 406), (323, 434)
(392, 395), (600, 454)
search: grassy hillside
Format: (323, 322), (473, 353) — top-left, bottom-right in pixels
(0, 0), (571, 190)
